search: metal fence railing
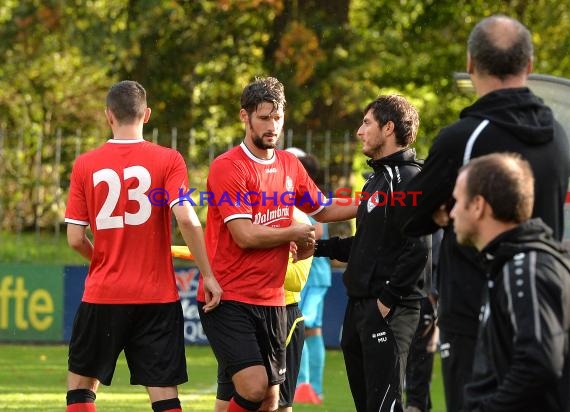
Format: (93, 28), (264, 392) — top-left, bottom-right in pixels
(0, 127), (357, 238)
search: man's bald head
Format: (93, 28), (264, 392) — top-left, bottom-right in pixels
(468, 15), (533, 80)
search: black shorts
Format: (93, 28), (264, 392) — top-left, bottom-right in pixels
(68, 302), (187, 386)
(199, 300), (286, 387)
(279, 303), (305, 407)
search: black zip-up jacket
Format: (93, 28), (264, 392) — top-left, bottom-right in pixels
(464, 219), (570, 412)
(315, 148), (428, 306)
(401, 88), (570, 336)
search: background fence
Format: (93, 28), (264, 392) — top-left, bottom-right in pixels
(0, 126), (358, 240)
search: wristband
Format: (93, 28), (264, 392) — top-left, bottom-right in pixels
(314, 239), (323, 257)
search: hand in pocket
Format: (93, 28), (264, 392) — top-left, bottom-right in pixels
(377, 299), (391, 319)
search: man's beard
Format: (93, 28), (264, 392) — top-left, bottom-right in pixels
(249, 117), (278, 149)
(361, 139), (384, 160)
(454, 226), (476, 248)
(252, 133), (277, 150)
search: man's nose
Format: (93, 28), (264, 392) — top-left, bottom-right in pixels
(271, 119), (280, 129)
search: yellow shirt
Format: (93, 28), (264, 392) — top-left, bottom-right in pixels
(284, 208), (314, 305)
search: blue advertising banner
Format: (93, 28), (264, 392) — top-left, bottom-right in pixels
(62, 265), (211, 345)
(322, 269), (347, 348)
(175, 267), (208, 344)
(0, 263), (347, 346)
(61, 266), (348, 347)
(63, 265), (89, 341)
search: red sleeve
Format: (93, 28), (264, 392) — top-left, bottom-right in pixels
(207, 158), (252, 222)
(166, 150), (191, 208)
(65, 157), (89, 225)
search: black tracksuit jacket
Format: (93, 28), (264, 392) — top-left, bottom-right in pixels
(464, 219), (570, 412)
(401, 87), (570, 337)
(316, 148), (428, 306)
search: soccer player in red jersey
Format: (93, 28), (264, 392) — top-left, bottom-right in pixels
(197, 77), (355, 412)
(64, 80), (222, 412)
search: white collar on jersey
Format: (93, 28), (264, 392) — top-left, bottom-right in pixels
(107, 138), (145, 144)
(240, 141), (276, 165)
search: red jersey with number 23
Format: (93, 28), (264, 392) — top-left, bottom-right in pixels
(197, 143), (324, 306)
(65, 139), (189, 304)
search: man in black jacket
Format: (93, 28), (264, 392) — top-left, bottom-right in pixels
(400, 15), (570, 412)
(450, 153), (570, 412)
(312, 95), (429, 412)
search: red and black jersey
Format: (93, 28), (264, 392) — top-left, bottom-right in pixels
(197, 143), (323, 306)
(65, 139), (189, 304)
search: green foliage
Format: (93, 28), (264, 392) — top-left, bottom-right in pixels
(1, 1), (570, 231)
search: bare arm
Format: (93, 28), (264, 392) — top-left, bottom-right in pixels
(285, 209), (314, 289)
(66, 224), (93, 261)
(314, 222), (324, 240)
(226, 218), (316, 249)
(172, 202), (222, 312)
(284, 251), (313, 292)
(312, 199), (357, 223)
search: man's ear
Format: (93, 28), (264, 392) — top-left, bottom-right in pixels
(105, 108), (114, 127)
(239, 108), (248, 123)
(466, 53), (474, 75)
(526, 57), (533, 75)
(143, 107), (151, 124)
(472, 195), (487, 219)
(383, 120), (395, 135)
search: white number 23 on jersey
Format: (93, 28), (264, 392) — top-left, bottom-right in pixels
(93, 166), (152, 230)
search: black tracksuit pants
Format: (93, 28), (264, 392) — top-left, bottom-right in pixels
(405, 297), (437, 411)
(341, 298), (420, 412)
(439, 329), (477, 412)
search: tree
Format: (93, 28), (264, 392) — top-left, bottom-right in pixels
(2, 0), (570, 231)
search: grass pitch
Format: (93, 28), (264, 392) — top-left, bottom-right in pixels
(0, 344), (444, 411)
(0, 233), (445, 410)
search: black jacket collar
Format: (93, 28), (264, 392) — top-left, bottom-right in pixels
(480, 218), (563, 276)
(366, 148), (421, 173)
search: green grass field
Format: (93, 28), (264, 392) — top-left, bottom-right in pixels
(0, 344), (445, 411)
(0, 231), (86, 264)
(0, 232), (446, 411)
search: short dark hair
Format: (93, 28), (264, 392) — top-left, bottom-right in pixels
(106, 80), (147, 125)
(298, 154), (321, 185)
(468, 15), (533, 80)
(364, 95), (419, 147)
(462, 153), (534, 223)
(240, 76), (286, 115)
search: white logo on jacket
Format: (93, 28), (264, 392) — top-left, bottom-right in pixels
(367, 193), (378, 213)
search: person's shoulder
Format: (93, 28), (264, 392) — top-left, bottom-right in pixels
(503, 246), (568, 278)
(437, 116), (483, 141)
(399, 162), (422, 181)
(276, 149), (297, 161)
(209, 146), (248, 176)
(535, 247), (570, 275)
(428, 117), (484, 156)
(133, 142), (187, 170)
(523, 250), (570, 301)
(141, 141), (180, 156)
(395, 150), (421, 177)
(276, 150), (303, 172)
(213, 145), (243, 162)
(73, 142), (109, 164)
